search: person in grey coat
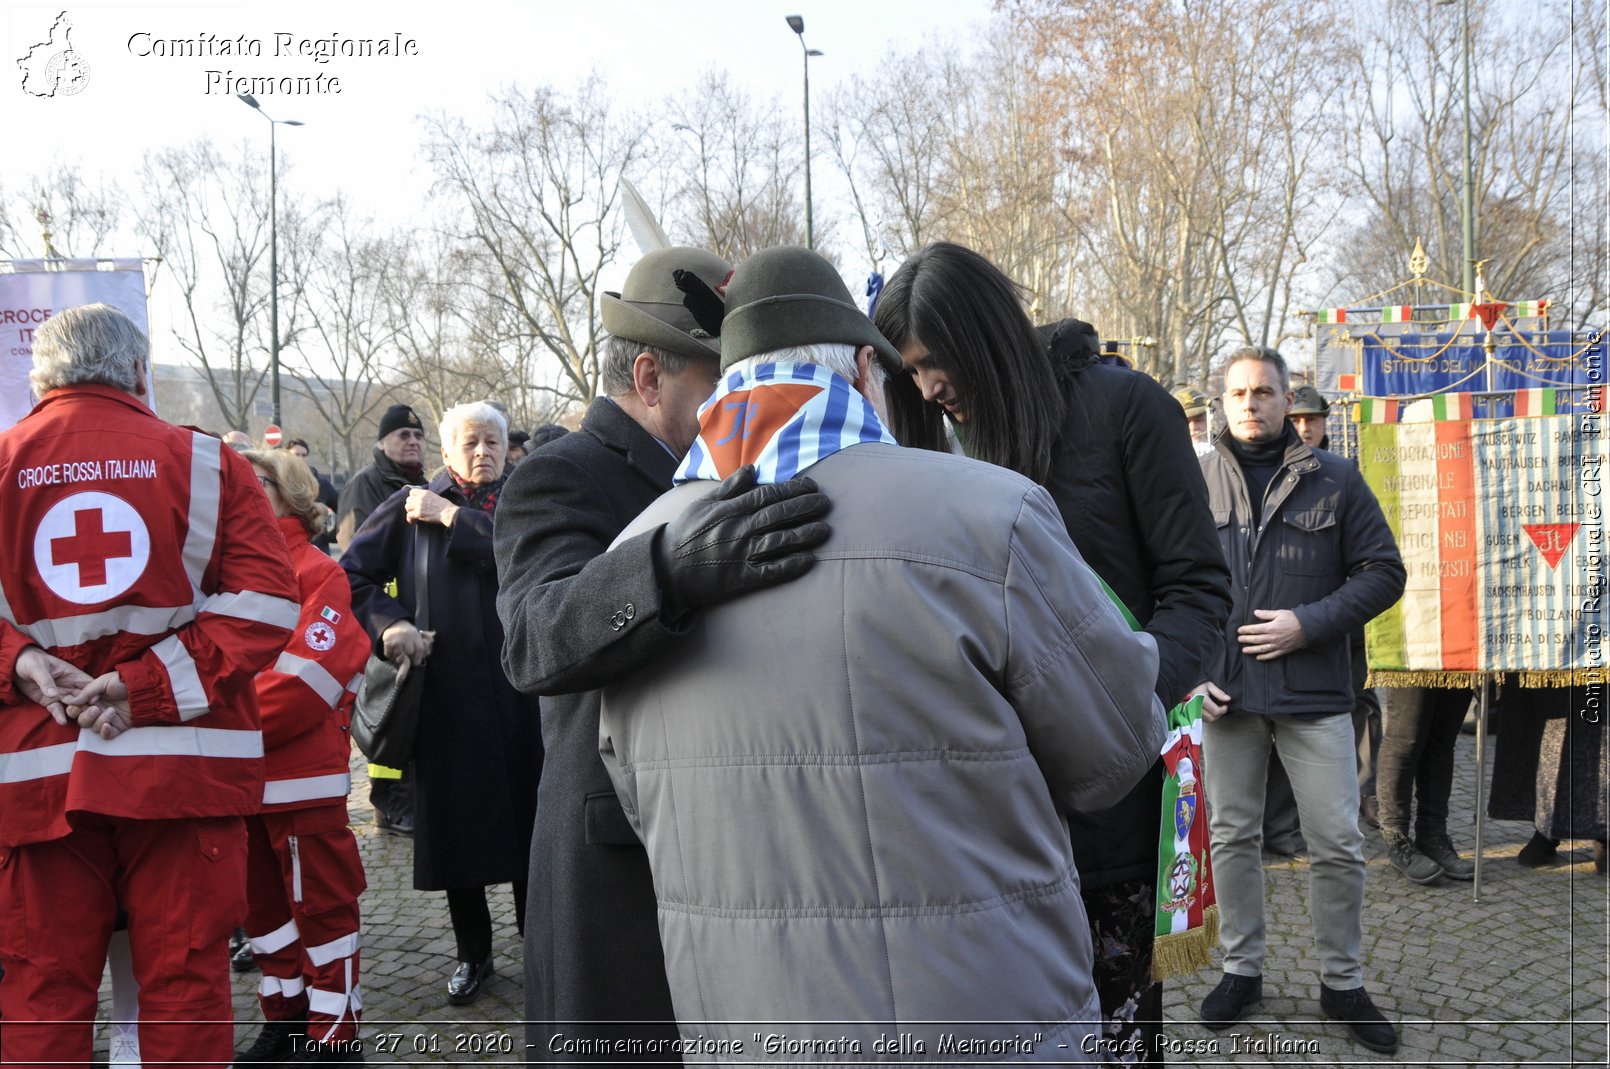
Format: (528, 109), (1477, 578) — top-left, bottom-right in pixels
(494, 247), (830, 1060)
(598, 246), (1166, 1062)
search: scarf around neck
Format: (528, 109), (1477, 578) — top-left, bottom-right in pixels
(675, 361), (896, 485)
(446, 471), (505, 514)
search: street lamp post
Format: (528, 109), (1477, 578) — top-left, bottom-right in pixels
(786, 16), (823, 250)
(237, 93), (303, 432)
(1437, 0), (1476, 296)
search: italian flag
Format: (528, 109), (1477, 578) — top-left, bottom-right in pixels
(1381, 305), (1413, 323)
(320, 605), (342, 625)
(1317, 308), (1347, 324)
(1431, 393), (1472, 421)
(1449, 303), (1475, 321)
(1514, 389), (1557, 417)
(1357, 397), (1400, 423)
(1515, 299), (1550, 317)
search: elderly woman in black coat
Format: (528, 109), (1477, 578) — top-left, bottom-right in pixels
(343, 401), (542, 1006)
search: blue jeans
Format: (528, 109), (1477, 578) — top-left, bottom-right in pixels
(1203, 711), (1367, 988)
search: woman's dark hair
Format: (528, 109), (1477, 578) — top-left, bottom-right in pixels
(873, 243), (1064, 483)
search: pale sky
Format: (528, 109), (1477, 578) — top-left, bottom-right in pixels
(6, 0), (993, 239)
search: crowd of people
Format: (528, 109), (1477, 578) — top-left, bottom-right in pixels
(0, 233), (1602, 1067)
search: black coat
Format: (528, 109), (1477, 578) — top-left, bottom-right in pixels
(343, 472), (541, 891)
(1044, 364), (1234, 888)
(335, 447), (424, 551)
(493, 397), (684, 1058)
(1199, 427), (1406, 715)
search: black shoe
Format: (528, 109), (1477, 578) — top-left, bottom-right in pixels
(373, 809), (414, 837)
(447, 954), (493, 1005)
(1200, 973), (1262, 1029)
(1416, 831), (1475, 880)
(1319, 983), (1398, 1054)
(1595, 839), (1607, 875)
(232, 932), (259, 973)
(1384, 830), (1444, 884)
(238, 1017), (306, 1062)
(1358, 795), (1380, 830)
(1264, 832), (1307, 858)
(1517, 831), (1560, 867)
(285, 1037), (366, 1065)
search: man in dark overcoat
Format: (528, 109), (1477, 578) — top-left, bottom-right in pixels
(494, 247), (830, 1059)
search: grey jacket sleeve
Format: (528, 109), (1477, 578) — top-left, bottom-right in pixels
(1003, 485), (1167, 814)
(1290, 464), (1407, 646)
(493, 451), (680, 697)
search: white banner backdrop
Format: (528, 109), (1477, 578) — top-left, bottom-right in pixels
(1, 260), (149, 432)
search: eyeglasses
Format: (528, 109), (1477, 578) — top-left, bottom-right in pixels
(256, 475), (279, 491)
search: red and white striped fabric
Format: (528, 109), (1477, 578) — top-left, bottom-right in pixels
(0, 385), (297, 846)
(255, 517), (370, 811)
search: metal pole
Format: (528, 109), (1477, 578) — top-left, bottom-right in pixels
(1472, 677), (1489, 900)
(1460, 0), (1475, 297)
(269, 119), (281, 430)
(802, 44), (814, 251)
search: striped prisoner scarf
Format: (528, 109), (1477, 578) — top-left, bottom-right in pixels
(675, 361), (895, 486)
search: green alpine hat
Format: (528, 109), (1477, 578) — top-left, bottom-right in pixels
(1171, 385), (1209, 419)
(601, 247), (734, 361)
(717, 245), (902, 374)
(1289, 385), (1331, 415)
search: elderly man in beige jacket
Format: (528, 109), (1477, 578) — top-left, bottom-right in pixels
(598, 246), (1166, 1063)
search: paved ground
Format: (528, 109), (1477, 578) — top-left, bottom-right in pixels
(89, 731), (1608, 1066)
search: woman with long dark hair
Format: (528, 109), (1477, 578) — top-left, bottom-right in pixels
(876, 242), (1232, 1063)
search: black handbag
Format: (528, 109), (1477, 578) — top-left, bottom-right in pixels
(352, 525), (432, 767)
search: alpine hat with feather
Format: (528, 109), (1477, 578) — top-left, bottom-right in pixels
(601, 247), (733, 361)
(717, 245), (902, 374)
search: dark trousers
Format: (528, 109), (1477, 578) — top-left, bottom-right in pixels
(1378, 686), (1472, 837)
(445, 882), (527, 963)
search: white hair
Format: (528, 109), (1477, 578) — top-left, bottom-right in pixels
(438, 401), (508, 446)
(728, 342), (886, 394)
(30, 303), (149, 396)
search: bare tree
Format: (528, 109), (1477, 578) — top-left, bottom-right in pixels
(1336, 0), (1593, 318)
(133, 139), (276, 431)
(283, 197), (403, 472)
(423, 78), (651, 406)
(661, 71), (807, 260)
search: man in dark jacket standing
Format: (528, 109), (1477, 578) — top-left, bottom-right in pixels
(1193, 346), (1406, 1053)
(335, 404), (427, 552)
(336, 403), (428, 834)
(494, 247), (830, 1060)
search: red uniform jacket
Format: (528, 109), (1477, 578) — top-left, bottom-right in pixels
(256, 516), (369, 811)
(0, 385), (298, 846)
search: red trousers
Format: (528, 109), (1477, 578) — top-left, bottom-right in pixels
(244, 806), (366, 1045)
(0, 814), (246, 1068)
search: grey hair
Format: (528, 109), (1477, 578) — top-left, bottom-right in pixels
(1224, 345), (1290, 391)
(729, 342), (886, 394)
(30, 303), (149, 396)
(599, 334), (704, 398)
(438, 401), (507, 447)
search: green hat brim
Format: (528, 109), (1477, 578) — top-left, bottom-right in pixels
(600, 294), (722, 361)
(719, 293), (902, 375)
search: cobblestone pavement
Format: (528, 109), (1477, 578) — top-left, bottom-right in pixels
(89, 732), (1606, 1066)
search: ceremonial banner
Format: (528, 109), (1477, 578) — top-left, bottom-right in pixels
(1152, 694), (1217, 980)
(1360, 413), (1605, 686)
(0, 260), (148, 432)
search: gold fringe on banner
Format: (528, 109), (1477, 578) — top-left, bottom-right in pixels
(1368, 669), (1606, 689)
(1151, 906), (1219, 982)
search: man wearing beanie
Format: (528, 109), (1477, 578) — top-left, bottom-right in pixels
(595, 246), (1165, 1059)
(495, 247), (832, 1060)
(336, 403), (429, 552)
(335, 402), (428, 836)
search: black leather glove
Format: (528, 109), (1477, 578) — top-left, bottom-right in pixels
(653, 465), (832, 624)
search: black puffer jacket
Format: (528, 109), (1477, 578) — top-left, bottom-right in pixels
(1041, 340), (1233, 888)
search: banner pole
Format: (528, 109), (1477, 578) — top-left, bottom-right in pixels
(1472, 676), (1490, 901)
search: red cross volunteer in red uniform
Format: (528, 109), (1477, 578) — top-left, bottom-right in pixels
(0, 304), (298, 1067)
(237, 447), (371, 1063)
